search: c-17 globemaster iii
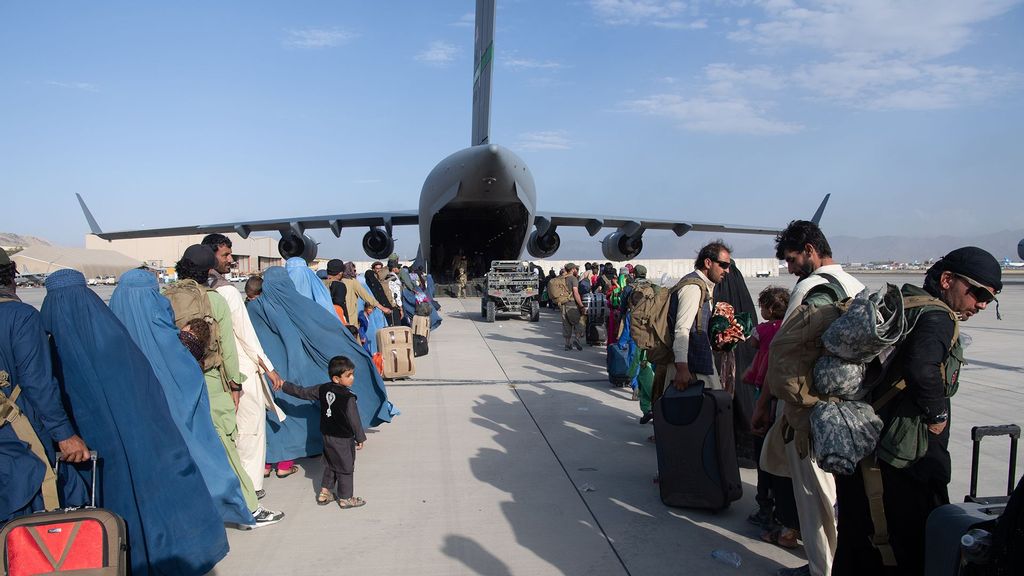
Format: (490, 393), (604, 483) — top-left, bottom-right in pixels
(78, 0), (821, 278)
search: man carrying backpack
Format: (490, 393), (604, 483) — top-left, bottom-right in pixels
(832, 247), (1001, 576)
(757, 220), (865, 576)
(550, 263), (585, 351)
(202, 234), (286, 501)
(666, 241), (733, 393)
(167, 244), (284, 528)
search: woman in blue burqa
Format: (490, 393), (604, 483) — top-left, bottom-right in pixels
(40, 270), (228, 576)
(109, 268), (253, 527)
(247, 266), (396, 464)
(285, 256), (335, 317)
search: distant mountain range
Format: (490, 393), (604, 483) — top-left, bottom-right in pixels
(0, 232), (52, 249)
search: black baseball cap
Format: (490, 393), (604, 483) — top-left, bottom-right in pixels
(182, 244), (216, 271)
(326, 259), (345, 275)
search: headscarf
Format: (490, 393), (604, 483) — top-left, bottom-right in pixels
(343, 261), (358, 279)
(247, 267), (396, 463)
(285, 256), (335, 317)
(42, 269), (228, 576)
(109, 269), (253, 526)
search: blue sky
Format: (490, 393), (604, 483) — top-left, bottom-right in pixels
(2, 0), (1023, 259)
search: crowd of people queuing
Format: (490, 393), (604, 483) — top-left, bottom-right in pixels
(572, 221), (1001, 576)
(0, 236), (444, 575)
(1, 221), (1005, 575)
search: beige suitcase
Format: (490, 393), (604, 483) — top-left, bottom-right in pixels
(412, 315), (431, 339)
(377, 326), (415, 379)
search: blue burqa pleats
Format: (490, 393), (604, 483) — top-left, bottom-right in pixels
(109, 269), (253, 526)
(356, 277), (388, 354)
(41, 270), (228, 576)
(0, 300), (88, 521)
(247, 267), (396, 463)
(285, 257), (336, 317)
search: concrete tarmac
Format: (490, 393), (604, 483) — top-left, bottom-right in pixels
(13, 272), (1023, 575)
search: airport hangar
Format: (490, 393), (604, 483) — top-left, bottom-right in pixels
(85, 232), (283, 275)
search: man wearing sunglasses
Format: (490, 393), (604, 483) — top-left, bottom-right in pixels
(833, 246), (1001, 576)
(666, 240), (734, 394)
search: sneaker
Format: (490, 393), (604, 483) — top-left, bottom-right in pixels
(255, 489), (266, 500)
(573, 341), (583, 351)
(564, 344), (572, 351)
(250, 506), (284, 528)
(776, 565), (810, 576)
(639, 412), (654, 425)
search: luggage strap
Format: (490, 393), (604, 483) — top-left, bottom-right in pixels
(860, 454), (898, 567)
(26, 520), (84, 571)
(0, 385), (61, 511)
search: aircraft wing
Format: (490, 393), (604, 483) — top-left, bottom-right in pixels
(533, 194), (829, 238)
(533, 213), (780, 238)
(78, 194), (418, 240)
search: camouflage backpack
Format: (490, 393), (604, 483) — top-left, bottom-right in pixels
(628, 277), (708, 366)
(163, 279), (225, 375)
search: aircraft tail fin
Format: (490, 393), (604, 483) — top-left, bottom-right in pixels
(76, 193), (104, 235)
(811, 193), (830, 225)
(471, 0), (495, 146)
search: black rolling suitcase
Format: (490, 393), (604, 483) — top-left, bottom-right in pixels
(653, 382), (742, 510)
(587, 323), (607, 346)
(925, 424), (1020, 576)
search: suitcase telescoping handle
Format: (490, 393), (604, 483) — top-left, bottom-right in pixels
(54, 450), (99, 509)
(969, 425), (1020, 503)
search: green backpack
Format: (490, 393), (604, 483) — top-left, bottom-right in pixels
(163, 279), (225, 375)
(627, 277), (708, 366)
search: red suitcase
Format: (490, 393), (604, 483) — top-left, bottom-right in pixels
(1, 451), (127, 576)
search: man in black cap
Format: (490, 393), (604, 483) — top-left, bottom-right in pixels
(833, 246), (1001, 576)
(169, 244), (284, 527)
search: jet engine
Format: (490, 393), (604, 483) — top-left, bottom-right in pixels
(527, 230), (560, 259)
(277, 233), (318, 262)
(362, 228), (395, 260)
(1018, 237), (1024, 261)
(601, 231), (643, 261)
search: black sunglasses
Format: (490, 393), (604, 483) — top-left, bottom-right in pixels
(711, 258), (731, 270)
(954, 274), (995, 304)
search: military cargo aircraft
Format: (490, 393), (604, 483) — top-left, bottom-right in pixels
(79, 0), (812, 276)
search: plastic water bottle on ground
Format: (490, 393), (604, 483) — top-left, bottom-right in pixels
(710, 549), (742, 568)
(961, 528), (992, 564)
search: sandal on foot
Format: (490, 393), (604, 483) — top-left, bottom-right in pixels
(761, 527), (800, 550)
(316, 491), (333, 506)
(337, 497), (366, 509)
(276, 465), (301, 479)
(263, 468), (272, 478)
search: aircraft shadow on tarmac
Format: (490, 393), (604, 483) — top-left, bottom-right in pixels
(463, 384), (801, 575)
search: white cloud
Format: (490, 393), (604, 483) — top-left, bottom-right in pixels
(503, 56), (564, 70)
(451, 12), (475, 27)
(589, 0), (706, 29)
(729, 0), (1019, 60)
(623, 93), (802, 134)
(415, 41), (459, 66)
(282, 27), (356, 49)
(704, 63), (785, 96)
(46, 81), (99, 92)
(722, 1), (1023, 110)
(517, 130), (572, 150)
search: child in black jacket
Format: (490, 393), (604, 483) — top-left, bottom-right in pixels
(280, 355), (367, 508)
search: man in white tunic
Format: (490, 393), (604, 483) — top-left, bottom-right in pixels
(754, 220), (864, 576)
(666, 241), (733, 392)
(203, 234), (286, 498)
